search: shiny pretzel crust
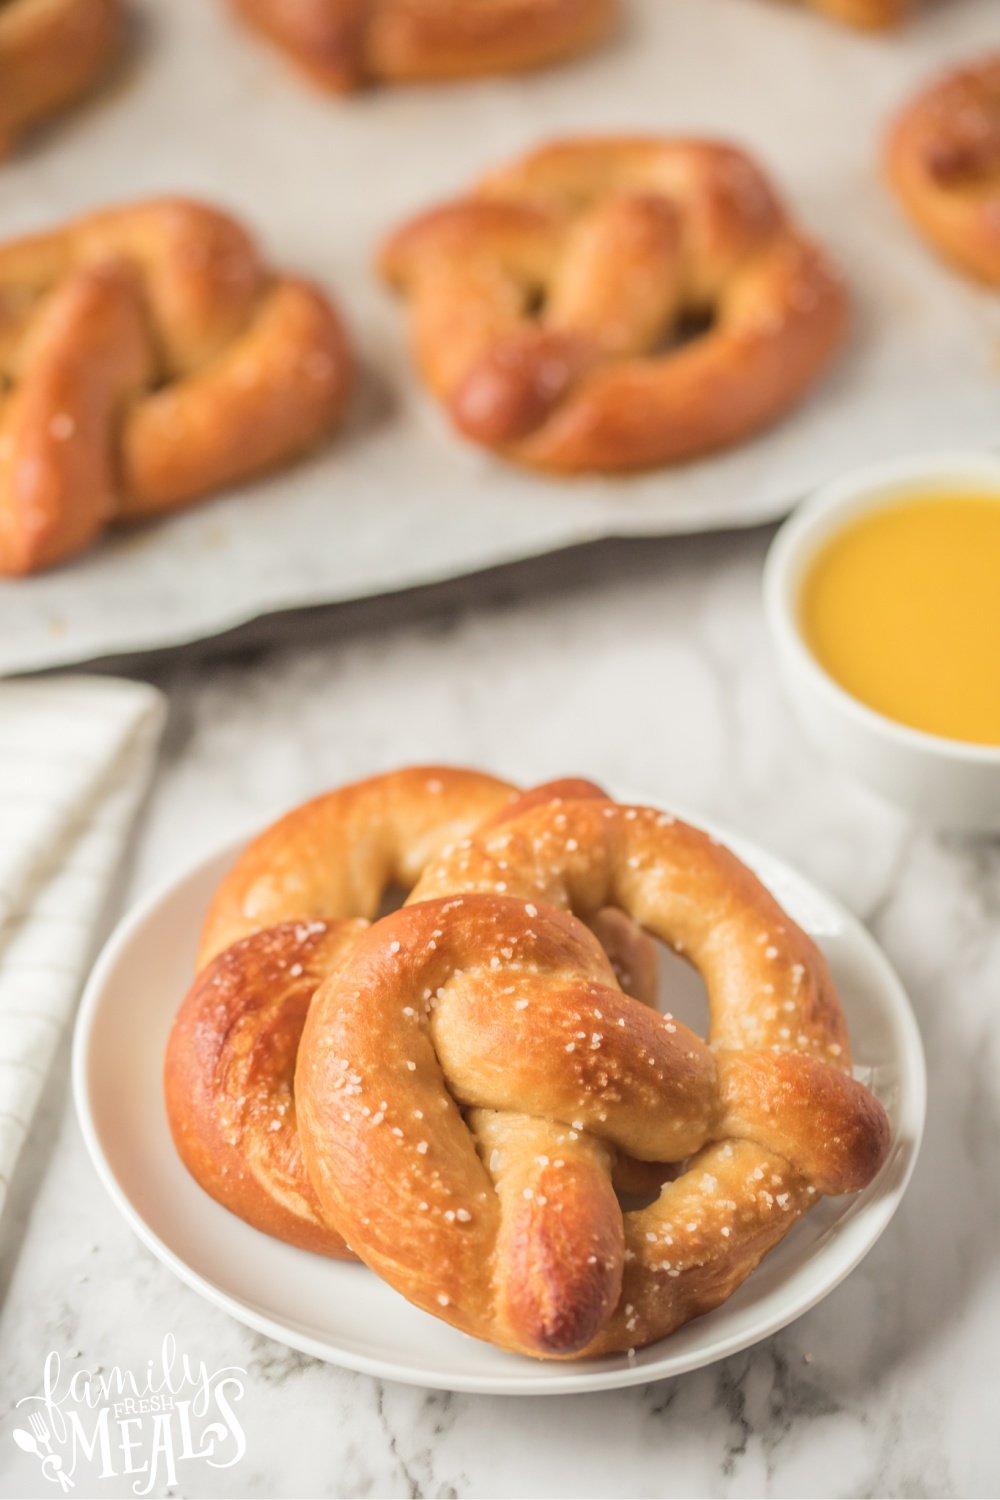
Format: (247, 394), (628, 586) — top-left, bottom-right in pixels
(0, 198), (354, 575)
(380, 137), (847, 474)
(886, 53), (1000, 287)
(0, 0), (122, 157)
(165, 919), (366, 1256)
(228, 0), (614, 93)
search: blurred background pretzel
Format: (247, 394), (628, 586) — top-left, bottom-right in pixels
(170, 767), (662, 1253)
(380, 137), (848, 474)
(0, 198), (354, 575)
(886, 53), (1000, 287)
(227, 0), (614, 93)
(0, 0), (122, 158)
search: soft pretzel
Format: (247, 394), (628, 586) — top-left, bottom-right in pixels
(886, 54), (1000, 287)
(294, 796), (889, 1358)
(0, 0), (122, 158)
(380, 137), (848, 474)
(227, 0), (614, 93)
(172, 768), (661, 1252)
(0, 198), (354, 575)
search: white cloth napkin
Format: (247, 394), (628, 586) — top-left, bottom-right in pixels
(0, 675), (165, 1216)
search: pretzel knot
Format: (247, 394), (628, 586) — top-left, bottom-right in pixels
(380, 137), (848, 474)
(229, 0), (614, 93)
(0, 198), (354, 575)
(886, 54), (1000, 288)
(297, 800), (890, 1358)
(168, 769), (660, 1258)
(0, 0), (122, 158)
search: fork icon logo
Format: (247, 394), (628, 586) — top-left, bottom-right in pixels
(11, 1413), (73, 1491)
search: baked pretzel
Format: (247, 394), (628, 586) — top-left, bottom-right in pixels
(172, 768), (660, 1253)
(0, 198), (353, 575)
(294, 796), (889, 1358)
(228, 0), (613, 93)
(0, 0), (122, 158)
(380, 137), (848, 473)
(886, 54), (1000, 287)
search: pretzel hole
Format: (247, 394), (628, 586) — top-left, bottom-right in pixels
(375, 881), (410, 919)
(645, 928), (710, 1040)
(523, 285), (547, 319)
(653, 302), (716, 356)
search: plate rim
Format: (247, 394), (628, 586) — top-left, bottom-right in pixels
(72, 794), (926, 1395)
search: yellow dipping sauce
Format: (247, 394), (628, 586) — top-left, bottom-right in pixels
(800, 493), (1000, 746)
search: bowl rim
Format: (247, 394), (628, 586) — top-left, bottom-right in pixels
(763, 448), (1000, 768)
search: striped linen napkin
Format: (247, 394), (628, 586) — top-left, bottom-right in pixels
(0, 676), (165, 1216)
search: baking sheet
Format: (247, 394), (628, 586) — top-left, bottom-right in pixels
(1, 0), (997, 675)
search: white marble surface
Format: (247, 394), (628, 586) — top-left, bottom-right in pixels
(1, 527), (998, 1498)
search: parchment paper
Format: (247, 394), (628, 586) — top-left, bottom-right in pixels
(1, 0), (997, 674)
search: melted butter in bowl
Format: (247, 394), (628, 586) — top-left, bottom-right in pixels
(799, 493), (1000, 748)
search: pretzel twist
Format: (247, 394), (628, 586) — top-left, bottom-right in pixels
(0, 0), (122, 157)
(0, 198), (354, 575)
(886, 54), (1000, 287)
(294, 796), (889, 1357)
(169, 769), (661, 1254)
(228, 0), (614, 93)
(381, 137), (848, 473)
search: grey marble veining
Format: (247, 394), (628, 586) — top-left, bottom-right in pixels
(1, 527), (997, 1498)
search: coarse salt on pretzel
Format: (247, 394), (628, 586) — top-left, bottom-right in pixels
(171, 768), (660, 1252)
(379, 136), (848, 474)
(0, 0), (123, 158)
(886, 53), (1000, 288)
(227, 0), (614, 93)
(294, 797), (889, 1358)
(0, 197), (354, 575)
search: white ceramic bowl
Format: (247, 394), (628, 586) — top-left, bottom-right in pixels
(764, 451), (1000, 832)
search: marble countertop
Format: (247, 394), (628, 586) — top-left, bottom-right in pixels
(1, 525), (997, 1499)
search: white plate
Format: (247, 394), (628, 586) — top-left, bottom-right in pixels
(4, 0), (999, 675)
(72, 800), (924, 1395)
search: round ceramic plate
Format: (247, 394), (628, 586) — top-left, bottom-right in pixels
(72, 796), (925, 1395)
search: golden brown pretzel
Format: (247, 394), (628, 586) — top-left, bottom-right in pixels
(294, 797), (889, 1358)
(380, 137), (848, 474)
(0, 198), (354, 575)
(172, 768), (661, 1253)
(0, 0), (123, 158)
(227, 0), (614, 93)
(886, 53), (1000, 287)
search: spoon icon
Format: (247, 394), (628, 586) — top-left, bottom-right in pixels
(12, 1427), (74, 1489)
